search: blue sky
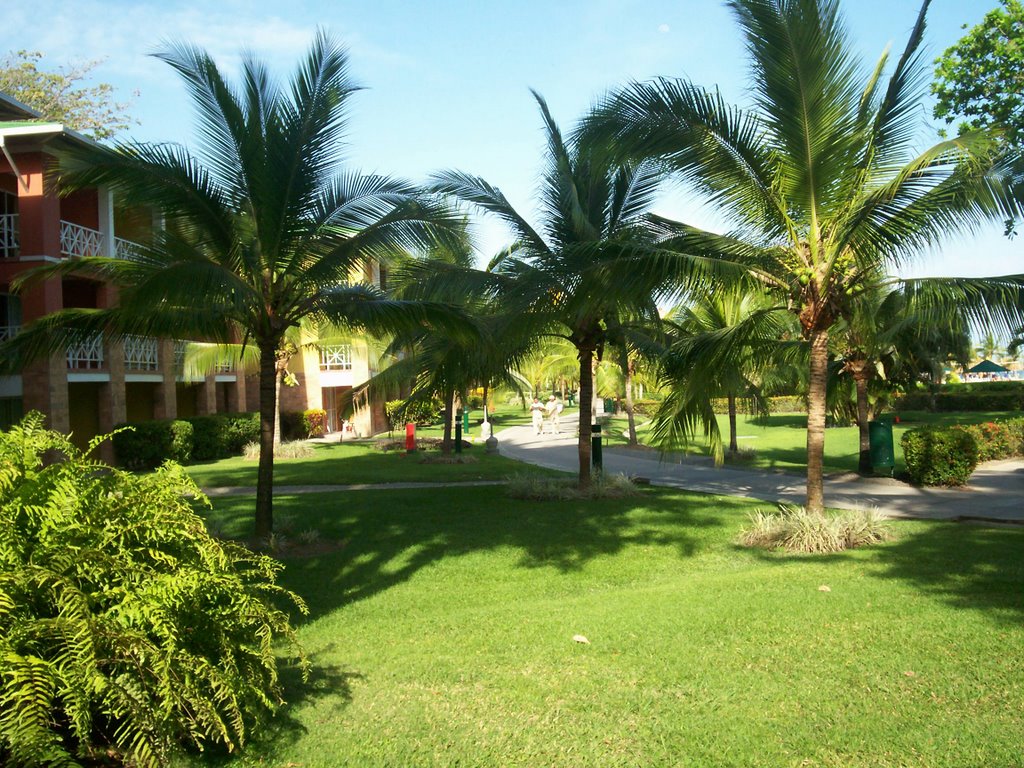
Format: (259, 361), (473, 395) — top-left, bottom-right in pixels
(2, 1), (1015, 277)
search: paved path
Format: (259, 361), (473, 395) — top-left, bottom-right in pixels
(496, 415), (1024, 522)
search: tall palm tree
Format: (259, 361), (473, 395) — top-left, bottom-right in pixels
(428, 92), (702, 486)
(591, 0), (1024, 511)
(5, 34), (458, 537)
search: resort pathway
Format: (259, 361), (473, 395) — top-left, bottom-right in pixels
(495, 416), (1024, 523)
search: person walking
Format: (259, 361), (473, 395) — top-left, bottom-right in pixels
(545, 395), (563, 435)
(530, 396), (545, 435)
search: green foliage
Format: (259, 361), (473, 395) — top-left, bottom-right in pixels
(896, 388), (1024, 412)
(190, 414), (260, 462)
(933, 1), (1024, 149)
(954, 418), (1024, 462)
(0, 414), (306, 767)
(243, 441), (315, 461)
(901, 427), (979, 486)
(385, 398), (441, 427)
(0, 50), (134, 139)
(112, 419), (193, 469)
(301, 409), (327, 438)
(739, 506), (893, 553)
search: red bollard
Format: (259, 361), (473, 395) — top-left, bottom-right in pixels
(405, 422), (416, 453)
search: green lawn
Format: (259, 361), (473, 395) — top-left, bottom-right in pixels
(602, 410), (1017, 476)
(403, 402), (536, 439)
(189, 486), (1024, 767)
(186, 440), (559, 488)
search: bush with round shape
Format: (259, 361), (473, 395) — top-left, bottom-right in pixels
(0, 414), (307, 767)
(901, 426), (979, 486)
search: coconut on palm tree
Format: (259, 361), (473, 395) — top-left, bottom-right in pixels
(590, 0), (1024, 511)
(4, 34), (460, 537)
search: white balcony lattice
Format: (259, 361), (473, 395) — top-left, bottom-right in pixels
(123, 335), (159, 370)
(115, 237), (143, 260)
(0, 214), (18, 257)
(67, 335), (104, 369)
(320, 344), (353, 371)
(60, 220), (104, 259)
(0, 325), (20, 342)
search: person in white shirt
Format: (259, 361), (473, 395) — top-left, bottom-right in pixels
(530, 396), (545, 435)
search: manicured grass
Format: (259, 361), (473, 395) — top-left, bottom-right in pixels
(602, 410), (1017, 476)
(186, 440), (559, 488)
(190, 487), (1024, 767)
(403, 402), (536, 439)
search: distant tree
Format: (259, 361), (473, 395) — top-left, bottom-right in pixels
(933, 2), (1024, 148)
(0, 50), (135, 139)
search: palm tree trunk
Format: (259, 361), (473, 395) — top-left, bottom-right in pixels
(621, 347), (637, 447)
(577, 347), (595, 488)
(806, 330), (829, 514)
(255, 339), (277, 540)
(274, 373), (282, 446)
(727, 392), (738, 454)
(854, 371), (872, 474)
(441, 388), (454, 454)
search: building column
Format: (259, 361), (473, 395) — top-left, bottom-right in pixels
(21, 353), (69, 433)
(97, 337), (126, 463)
(153, 339), (177, 420)
(97, 186), (115, 257)
(227, 371), (246, 413)
(196, 374), (218, 415)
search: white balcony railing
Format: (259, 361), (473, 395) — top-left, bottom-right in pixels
(60, 220), (104, 259)
(0, 325), (20, 342)
(115, 237), (143, 260)
(123, 335), (159, 370)
(0, 214), (18, 257)
(66, 335), (104, 370)
(320, 344), (353, 371)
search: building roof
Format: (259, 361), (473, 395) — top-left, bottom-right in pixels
(0, 92), (43, 121)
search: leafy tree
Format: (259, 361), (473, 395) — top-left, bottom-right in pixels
(0, 414), (306, 767)
(3, 35), (459, 538)
(590, 0), (1024, 512)
(0, 50), (135, 139)
(933, 1), (1024, 148)
(428, 93), (698, 487)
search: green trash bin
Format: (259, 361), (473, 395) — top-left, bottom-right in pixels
(868, 420), (895, 474)
(603, 397), (615, 415)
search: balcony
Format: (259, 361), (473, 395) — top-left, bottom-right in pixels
(66, 335), (104, 370)
(320, 344), (353, 371)
(0, 325), (20, 342)
(0, 214), (17, 258)
(123, 335), (159, 371)
(60, 220), (142, 260)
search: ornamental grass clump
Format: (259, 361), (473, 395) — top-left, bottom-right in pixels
(739, 505), (892, 554)
(0, 414), (307, 768)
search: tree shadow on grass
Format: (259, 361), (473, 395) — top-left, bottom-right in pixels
(195, 658), (363, 766)
(211, 486), (734, 624)
(867, 521), (1024, 625)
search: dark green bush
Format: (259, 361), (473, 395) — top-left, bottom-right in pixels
(188, 413), (260, 460)
(896, 384), (1024, 413)
(901, 426), (979, 486)
(281, 411), (304, 441)
(0, 414), (306, 767)
(220, 413), (260, 453)
(113, 419), (194, 469)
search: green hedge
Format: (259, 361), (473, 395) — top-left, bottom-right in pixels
(900, 416), (1024, 486)
(896, 382), (1024, 412)
(901, 427), (979, 486)
(113, 413), (260, 466)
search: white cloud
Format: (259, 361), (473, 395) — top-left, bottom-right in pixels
(658, 23), (670, 33)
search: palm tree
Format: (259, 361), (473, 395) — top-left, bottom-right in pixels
(5, 35), (459, 537)
(428, 92), (699, 486)
(652, 288), (797, 461)
(590, 0), (1024, 511)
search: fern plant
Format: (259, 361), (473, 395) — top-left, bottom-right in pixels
(0, 414), (307, 767)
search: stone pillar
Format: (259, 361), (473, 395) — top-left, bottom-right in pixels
(227, 372), (247, 413)
(21, 353), (69, 432)
(153, 339), (177, 420)
(97, 338), (126, 463)
(196, 374), (218, 415)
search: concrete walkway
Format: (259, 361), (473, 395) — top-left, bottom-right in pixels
(495, 414), (1024, 522)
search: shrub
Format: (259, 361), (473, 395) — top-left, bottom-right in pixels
(739, 505), (892, 553)
(385, 397), (441, 427)
(0, 414), (306, 767)
(956, 421), (1020, 461)
(302, 408), (327, 438)
(280, 410), (305, 441)
(188, 413), (260, 461)
(901, 426), (979, 486)
(112, 419), (194, 469)
(506, 473), (639, 501)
